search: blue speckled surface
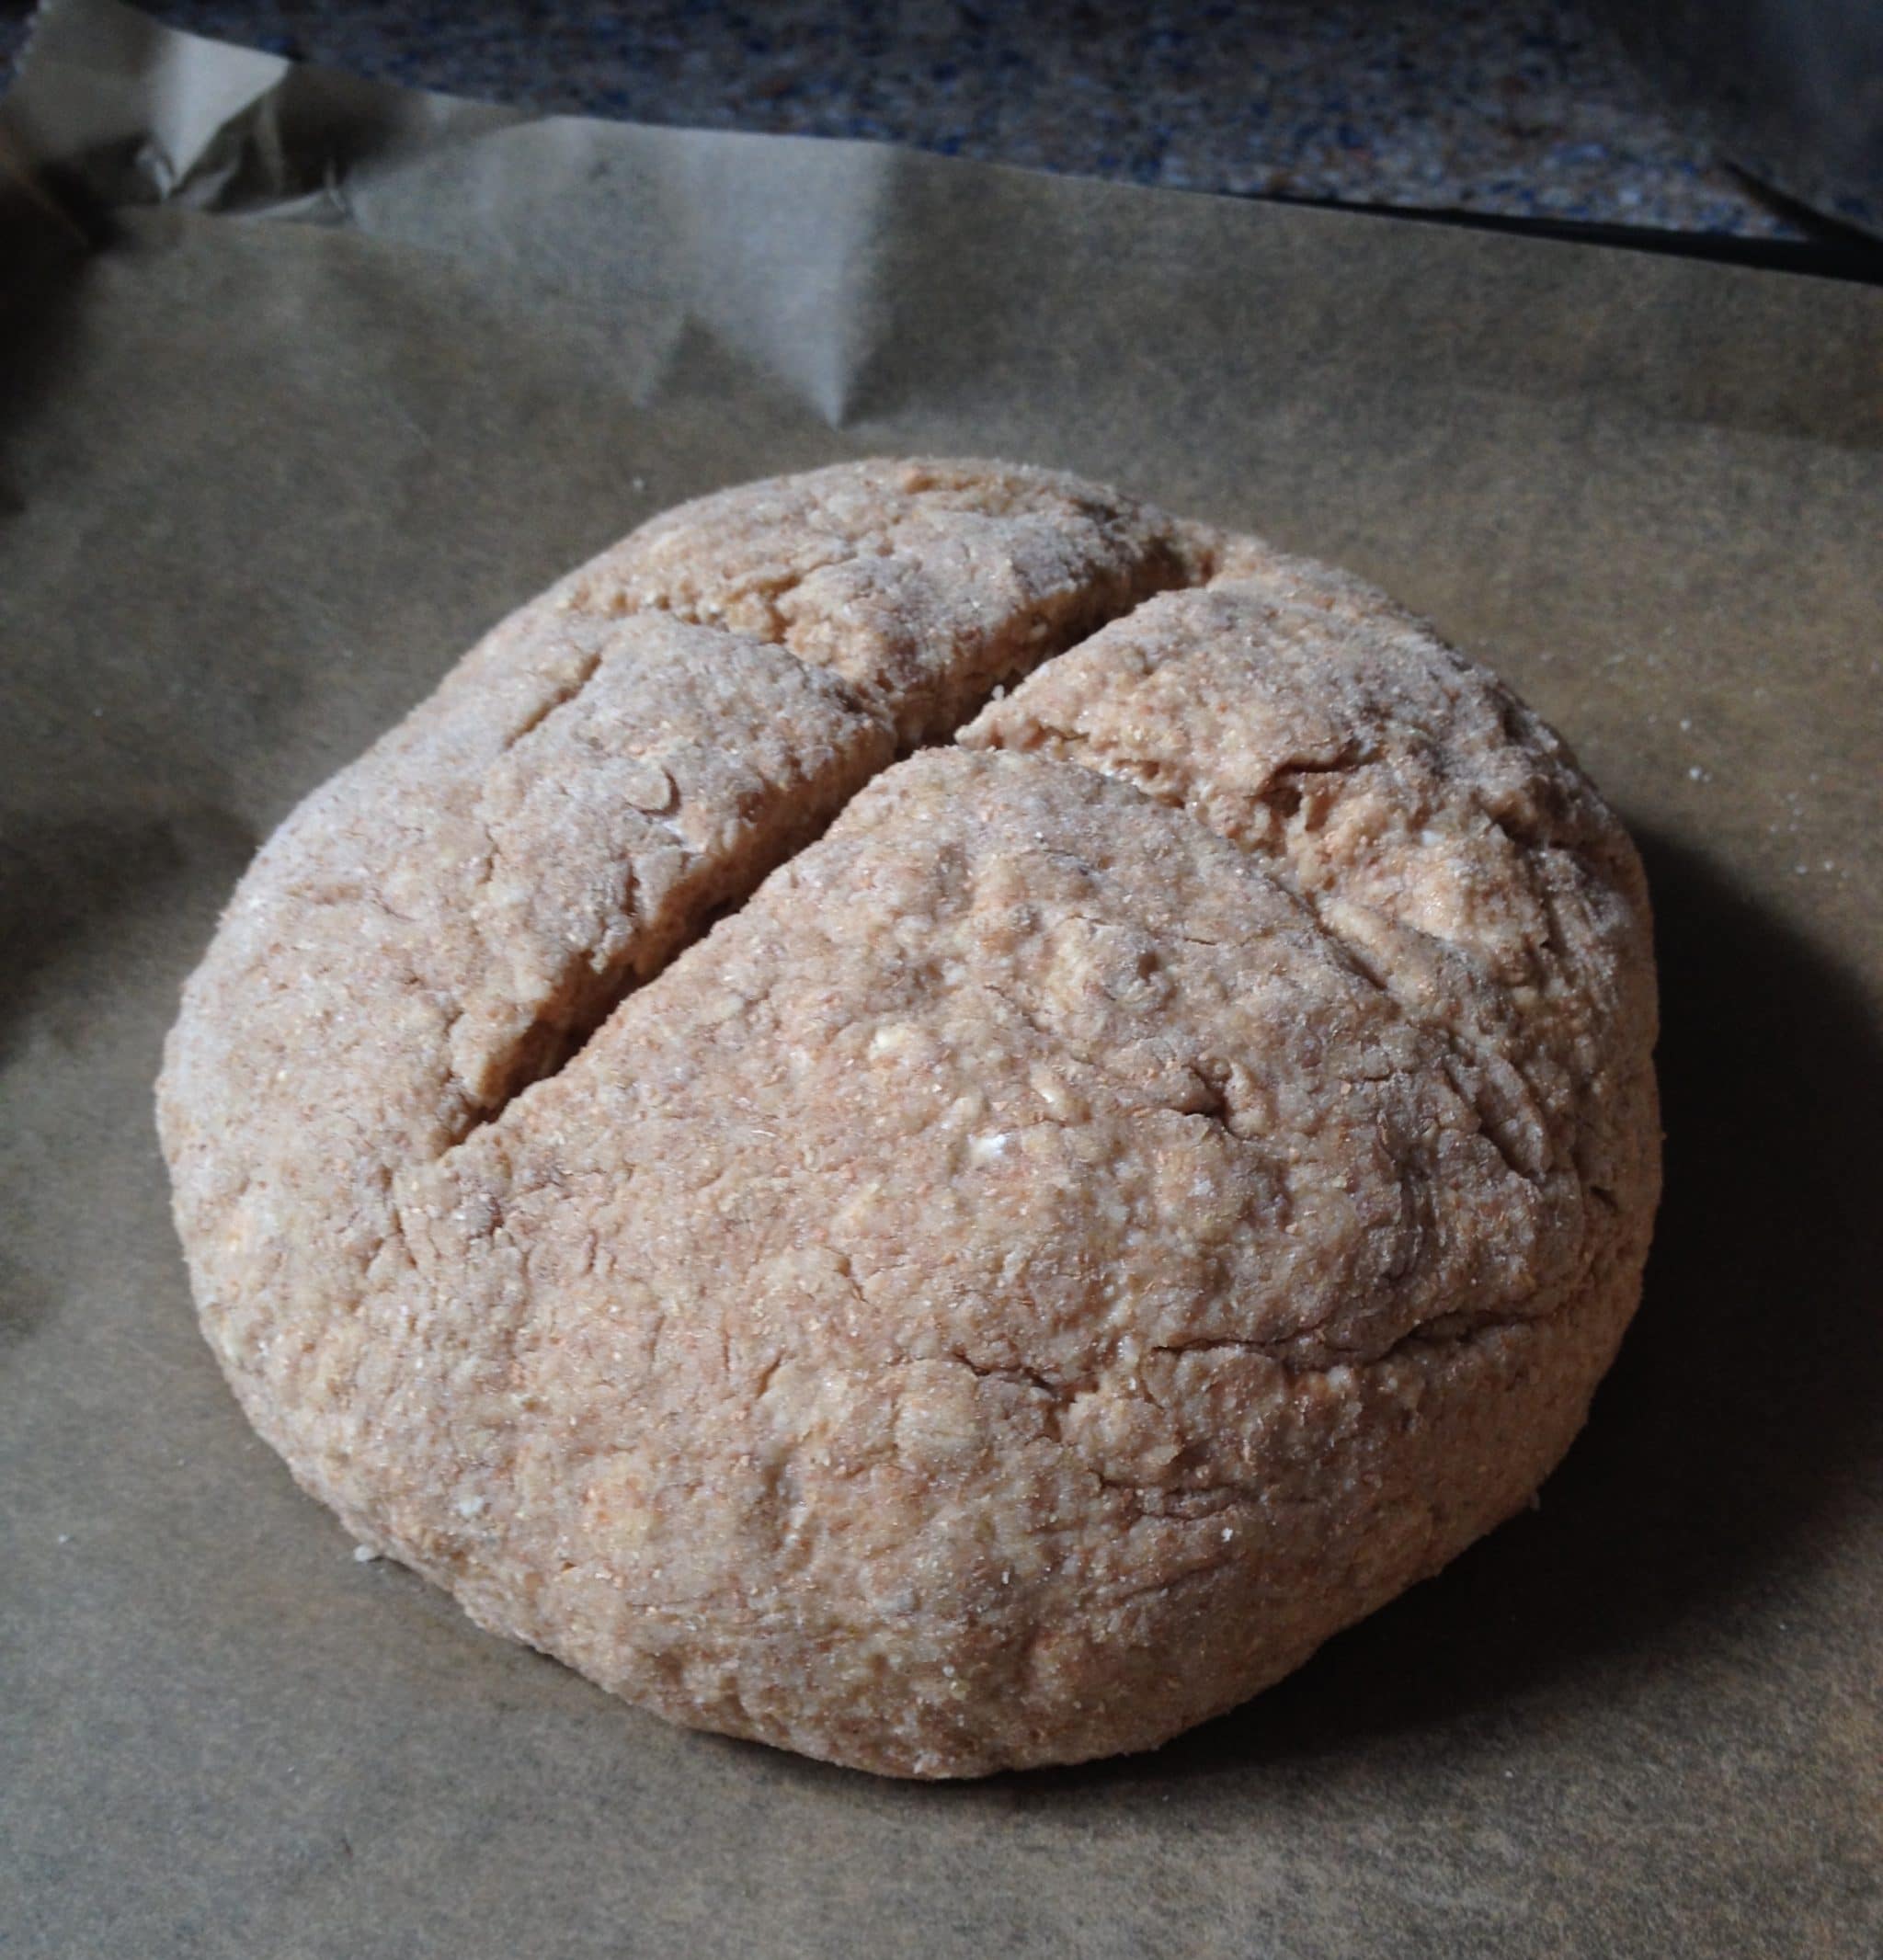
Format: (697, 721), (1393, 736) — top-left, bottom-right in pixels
(0, 0), (1806, 238)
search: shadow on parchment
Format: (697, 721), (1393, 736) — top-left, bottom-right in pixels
(0, 806), (255, 1348)
(0, 161), (105, 480)
(991, 824), (1883, 1795)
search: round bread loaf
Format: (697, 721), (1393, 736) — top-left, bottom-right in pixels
(158, 459), (1659, 1777)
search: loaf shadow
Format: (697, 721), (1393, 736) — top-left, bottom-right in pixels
(0, 806), (253, 1355)
(1009, 824), (1883, 1794)
(0, 808), (250, 1060)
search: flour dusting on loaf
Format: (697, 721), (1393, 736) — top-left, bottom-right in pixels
(158, 460), (1659, 1777)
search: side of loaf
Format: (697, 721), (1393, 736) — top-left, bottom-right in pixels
(157, 459), (1659, 1777)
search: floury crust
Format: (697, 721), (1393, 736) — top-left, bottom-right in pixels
(158, 460), (1659, 1777)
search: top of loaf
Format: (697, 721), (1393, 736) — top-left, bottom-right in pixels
(157, 459), (1658, 1775)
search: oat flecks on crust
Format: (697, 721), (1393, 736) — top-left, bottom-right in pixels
(156, 458), (1660, 1779)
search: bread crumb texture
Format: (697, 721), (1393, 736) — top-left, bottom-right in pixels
(158, 459), (1659, 1777)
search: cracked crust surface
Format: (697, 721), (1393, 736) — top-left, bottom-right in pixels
(157, 458), (1659, 1778)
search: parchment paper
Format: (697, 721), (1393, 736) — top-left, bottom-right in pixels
(3, 4), (1879, 1954)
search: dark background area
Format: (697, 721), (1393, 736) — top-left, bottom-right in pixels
(0, 0), (1858, 243)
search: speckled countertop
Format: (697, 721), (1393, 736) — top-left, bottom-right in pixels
(0, 0), (1813, 239)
